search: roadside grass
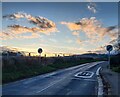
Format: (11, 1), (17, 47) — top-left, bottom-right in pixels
(3, 65), (56, 84)
(3, 58), (103, 84)
(49, 59), (97, 69)
(110, 54), (120, 73)
(111, 66), (120, 73)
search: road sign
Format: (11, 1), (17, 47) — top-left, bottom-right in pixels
(38, 48), (43, 65)
(38, 48), (43, 54)
(106, 45), (113, 69)
(106, 45), (113, 52)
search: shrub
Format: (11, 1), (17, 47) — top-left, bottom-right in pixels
(110, 54), (120, 68)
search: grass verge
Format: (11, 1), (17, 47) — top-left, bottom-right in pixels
(111, 66), (120, 73)
(3, 58), (102, 84)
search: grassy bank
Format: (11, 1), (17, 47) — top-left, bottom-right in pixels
(3, 57), (103, 84)
(111, 66), (120, 73)
(110, 54), (120, 73)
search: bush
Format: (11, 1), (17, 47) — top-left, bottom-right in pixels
(110, 54), (120, 68)
(112, 66), (120, 73)
(110, 54), (120, 72)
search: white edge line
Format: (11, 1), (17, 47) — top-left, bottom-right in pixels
(96, 66), (103, 96)
(96, 67), (101, 76)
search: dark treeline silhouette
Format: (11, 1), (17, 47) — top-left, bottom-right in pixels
(110, 54), (120, 67)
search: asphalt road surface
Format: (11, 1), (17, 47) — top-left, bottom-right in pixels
(2, 61), (107, 95)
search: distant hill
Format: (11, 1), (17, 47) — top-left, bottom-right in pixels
(0, 46), (25, 56)
(72, 53), (107, 59)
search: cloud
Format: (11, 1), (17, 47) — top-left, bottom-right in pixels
(87, 46), (106, 54)
(72, 31), (79, 37)
(87, 2), (97, 13)
(49, 39), (57, 43)
(3, 12), (25, 19)
(67, 39), (73, 43)
(109, 36), (120, 53)
(0, 46), (19, 52)
(106, 26), (116, 32)
(0, 32), (13, 40)
(0, 30), (40, 40)
(61, 17), (117, 43)
(3, 12), (58, 39)
(61, 17), (100, 31)
(61, 17), (118, 52)
(8, 25), (34, 34)
(8, 24), (57, 35)
(3, 12), (56, 29)
(20, 33), (40, 39)
(76, 38), (83, 44)
(61, 22), (80, 31)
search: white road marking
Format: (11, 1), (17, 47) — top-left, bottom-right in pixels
(74, 71), (94, 78)
(96, 66), (103, 96)
(74, 61), (102, 79)
(36, 77), (66, 93)
(96, 67), (101, 76)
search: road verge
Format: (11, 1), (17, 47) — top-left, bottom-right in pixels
(100, 72), (111, 96)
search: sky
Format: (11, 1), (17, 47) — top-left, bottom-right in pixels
(1, 0), (119, 2)
(1, 2), (118, 56)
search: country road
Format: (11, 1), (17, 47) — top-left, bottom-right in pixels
(2, 61), (107, 95)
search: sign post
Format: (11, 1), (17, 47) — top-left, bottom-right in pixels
(38, 48), (43, 65)
(106, 45), (113, 69)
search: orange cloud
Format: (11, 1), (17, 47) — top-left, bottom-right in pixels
(3, 12), (58, 39)
(72, 31), (79, 37)
(0, 32), (14, 40)
(3, 12), (56, 29)
(61, 17), (117, 42)
(8, 25), (57, 35)
(61, 22), (80, 31)
(0, 30), (40, 40)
